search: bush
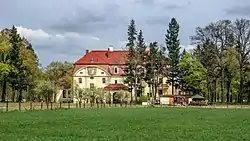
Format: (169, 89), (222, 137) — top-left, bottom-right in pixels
(138, 95), (148, 104)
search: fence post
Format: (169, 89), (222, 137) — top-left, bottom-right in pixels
(41, 101), (43, 110)
(115, 103), (116, 107)
(50, 102), (53, 110)
(60, 101), (62, 109)
(6, 100), (8, 112)
(76, 102), (78, 108)
(79, 102), (82, 108)
(97, 102), (99, 108)
(125, 102), (127, 108)
(30, 102), (32, 110)
(68, 101), (70, 109)
(84, 101), (86, 108)
(19, 102), (21, 111)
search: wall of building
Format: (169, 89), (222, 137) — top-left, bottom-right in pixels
(73, 66), (110, 89)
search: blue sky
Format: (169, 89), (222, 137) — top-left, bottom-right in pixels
(1, 0), (249, 66)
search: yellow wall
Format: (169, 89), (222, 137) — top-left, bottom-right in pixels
(74, 66), (110, 89)
(73, 65), (175, 97)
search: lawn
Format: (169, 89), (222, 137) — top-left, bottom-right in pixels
(0, 108), (249, 141)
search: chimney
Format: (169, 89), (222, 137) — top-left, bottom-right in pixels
(108, 45), (114, 52)
(86, 50), (89, 55)
(107, 48), (110, 58)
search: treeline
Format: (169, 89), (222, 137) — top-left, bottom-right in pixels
(124, 18), (250, 104)
(0, 26), (73, 104)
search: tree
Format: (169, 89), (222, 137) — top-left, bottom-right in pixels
(145, 42), (158, 101)
(115, 90), (130, 103)
(136, 29), (147, 97)
(8, 26), (24, 102)
(0, 27), (40, 102)
(35, 80), (56, 109)
(73, 86), (91, 104)
(233, 19), (250, 103)
(165, 18), (181, 95)
(94, 88), (106, 103)
(178, 53), (207, 95)
(44, 61), (73, 102)
(191, 20), (234, 102)
(124, 19), (137, 103)
(0, 35), (13, 101)
(222, 47), (239, 102)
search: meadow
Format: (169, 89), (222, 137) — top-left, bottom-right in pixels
(0, 107), (250, 141)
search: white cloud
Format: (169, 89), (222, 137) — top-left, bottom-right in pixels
(16, 26), (52, 40)
(16, 26), (100, 45)
(180, 44), (196, 52)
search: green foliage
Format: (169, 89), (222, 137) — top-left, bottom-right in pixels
(179, 53), (207, 94)
(44, 61), (73, 89)
(73, 86), (91, 102)
(115, 90), (130, 102)
(165, 18), (181, 93)
(138, 95), (148, 103)
(35, 80), (57, 104)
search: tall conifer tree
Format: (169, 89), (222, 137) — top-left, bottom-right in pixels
(165, 18), (181, 95)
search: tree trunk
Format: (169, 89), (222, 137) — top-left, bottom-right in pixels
(1, 79), (7, 102)
(214, 80), (217, 102)
(206, 79), (210, 102)
(239, 65), (243, 103)
(172, 80), (174, 95)
(220, 75), (224, 103)
(226, 80), (231, 103)
(18, 89), (22, 102)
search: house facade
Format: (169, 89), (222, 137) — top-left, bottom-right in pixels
(72, 46), (177, 103)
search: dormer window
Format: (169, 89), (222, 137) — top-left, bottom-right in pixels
(114, 67), (118, 74)
(90, 57), (94, 63)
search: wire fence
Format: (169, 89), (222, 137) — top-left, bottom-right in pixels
(0, 102), (145, 112)
(1, 102), (250, 112)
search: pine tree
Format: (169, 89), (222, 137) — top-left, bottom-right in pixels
(124, 19), (137, 103)
(136, 29), (147, 97)
(9, 25), (23, 102)
(145, 42), (159, 102)
(165, 18), (181, 95)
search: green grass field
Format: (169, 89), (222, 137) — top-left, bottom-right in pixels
(0, 108), (250, 141)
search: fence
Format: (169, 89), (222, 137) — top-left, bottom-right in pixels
(1, 102), (250, 112)
(0, 102), (144, 112)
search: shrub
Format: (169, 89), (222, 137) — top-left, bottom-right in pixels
(138, 95), (148, 104)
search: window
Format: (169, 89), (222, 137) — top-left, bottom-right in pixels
(90, 76), (94, 79)
(114, 67), (118, 74)
(90, 83), (95, 89)
(101, 72), (104, 74)
(78, 78), (82, 83)
(102, 78), (106, 83)
(115, 80), (118, 84)
(80, 72), (83, 74)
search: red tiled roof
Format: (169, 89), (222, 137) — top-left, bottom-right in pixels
(104, 84), (129, 91)
(75, 50), (128, 65)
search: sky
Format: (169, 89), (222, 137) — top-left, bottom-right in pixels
(1, 0), (250, 66)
